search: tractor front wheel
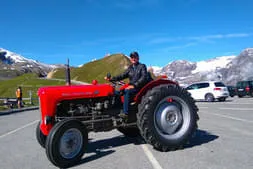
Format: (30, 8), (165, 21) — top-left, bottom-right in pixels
(45, 119), (88, 168)
(36, 122), (47, 148)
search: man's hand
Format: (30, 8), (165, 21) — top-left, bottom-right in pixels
(126, 85), (135, 89)
(104, 76), (111, 81)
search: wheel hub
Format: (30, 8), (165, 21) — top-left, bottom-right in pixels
(155, 102), (183, 135)
(60, 128), (83, 159)
(166, 111), (177, 124)
(66, 139), (74, 149)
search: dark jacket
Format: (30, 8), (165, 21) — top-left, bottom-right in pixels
(112, 62), (148, 89)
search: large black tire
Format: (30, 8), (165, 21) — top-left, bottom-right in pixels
(45, 119), (88, 168)
(137, 84), (199, 152)
(117, 126), (140, 137)
(36, 122), (47, 148)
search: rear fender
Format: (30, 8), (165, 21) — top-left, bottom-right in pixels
(134, 78), (178, 103)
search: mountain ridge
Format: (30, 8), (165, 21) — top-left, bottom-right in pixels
(0, 48), (65, 80)
(1, 47), (253, 86)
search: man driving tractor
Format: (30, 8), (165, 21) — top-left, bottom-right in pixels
(105, 51), (149, 119)
(37, 51), (199, 168)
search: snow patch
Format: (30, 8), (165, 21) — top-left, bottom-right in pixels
(192, 56), (236, 74)
(150, 66), (162, 75)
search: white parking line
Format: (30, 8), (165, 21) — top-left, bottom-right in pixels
(198, 107), (209, 109)
(141, 144), (163, 169)
(224, 103), (253, 105)
(0, 120), (39, 139)
(197, 102), (253, 105)
(203, 112), (253, 124)
(220, 107), (253, 111)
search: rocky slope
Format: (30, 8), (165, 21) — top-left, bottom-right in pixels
(153, 48), (253, 86)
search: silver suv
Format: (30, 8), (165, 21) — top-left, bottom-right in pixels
(186, 81), (229, 102)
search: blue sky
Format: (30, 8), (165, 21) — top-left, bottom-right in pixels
(1, 0), (253, 67)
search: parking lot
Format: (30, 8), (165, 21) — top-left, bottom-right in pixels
(0, 96), (253, 169)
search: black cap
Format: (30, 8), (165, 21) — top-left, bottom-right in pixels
(130, 51), (139, 58)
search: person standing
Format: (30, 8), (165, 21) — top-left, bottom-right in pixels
(16, 86), (23, 108)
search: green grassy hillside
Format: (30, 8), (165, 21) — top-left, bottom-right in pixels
(0, 54), (131, 106)
(0, 73), (66, 101)
(51, 54), (131, 83)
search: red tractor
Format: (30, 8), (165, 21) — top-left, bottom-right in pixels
(36, 74), (199, 168)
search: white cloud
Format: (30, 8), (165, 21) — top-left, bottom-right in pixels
(225, 33), (251, 38)
(188, 33), (251, 41)
(149, 33), (252, 45)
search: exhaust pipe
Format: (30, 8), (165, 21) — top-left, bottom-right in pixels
(66, 58), (71, 85)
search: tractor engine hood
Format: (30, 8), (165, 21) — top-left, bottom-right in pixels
(38, 84), (115, 101)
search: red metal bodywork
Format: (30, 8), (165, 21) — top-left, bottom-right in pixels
(135, 78), (178, 103)
(38, 84), (114, 135)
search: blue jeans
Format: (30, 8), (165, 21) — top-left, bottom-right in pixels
(123, 88), (138, 115)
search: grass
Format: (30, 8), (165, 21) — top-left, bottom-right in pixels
(0, 73), (66, 107)
(0, 54), (131, 108)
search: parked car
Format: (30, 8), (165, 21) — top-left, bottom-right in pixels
(227, 85), (237, 97)
(236, 80), (253, 97)
(186, 81), (229, 102)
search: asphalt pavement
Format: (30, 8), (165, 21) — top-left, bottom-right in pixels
(0, 96), (253, 169)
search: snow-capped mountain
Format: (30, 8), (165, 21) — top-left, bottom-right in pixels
(154, 56), (235, 76)
(0, 48), (59, 68)
(0, 48), (65, 79)
(1, 48), (36, 63)
(152, 48), (253, 86)
(1, 47), (253, 86)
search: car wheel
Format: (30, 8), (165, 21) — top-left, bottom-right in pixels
(205, 93), (214, 102)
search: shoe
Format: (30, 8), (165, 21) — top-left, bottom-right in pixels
(118, 112), (128, 119)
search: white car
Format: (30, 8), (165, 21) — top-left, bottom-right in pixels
(185, 81), (229, 102)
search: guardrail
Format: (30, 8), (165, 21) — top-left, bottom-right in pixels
(0, 97), (35, 108)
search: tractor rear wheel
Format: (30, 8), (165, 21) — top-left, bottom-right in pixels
(137, 84), (199, 151)
(45, 119), (88, 168)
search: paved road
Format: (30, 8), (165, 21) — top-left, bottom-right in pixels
(0, 97), (253, 169)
